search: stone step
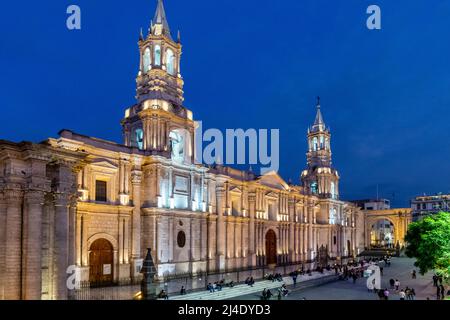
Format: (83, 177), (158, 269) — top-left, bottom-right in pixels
(170, 271), (337, 300)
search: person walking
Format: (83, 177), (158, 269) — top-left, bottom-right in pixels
(440, 284), (445, 300)
(383, 288), (390, 300)
(410, 288), (416, 300)
(394, 279), (400, 291)
(411, 270), (417, 279)
(437, 286), (441, 300)
(266, 289), (273, 300)
(399, 289), (406, 300)
(262, 288), (267, 300)
(432, 275), (438, 287)
(405, 287), (411, 300)
(389, 278), (395, 288)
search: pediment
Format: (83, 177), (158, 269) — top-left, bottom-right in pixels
(265, 191), (279, 199)
(257, 170), (290, 191)
(229, 186), (243, 194)
(90, 159), (119, 170)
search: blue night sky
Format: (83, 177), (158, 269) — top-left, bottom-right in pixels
(1, 0), (450, 207)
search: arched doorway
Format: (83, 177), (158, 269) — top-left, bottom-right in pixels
(370, 219), (395, 249)
(89, 238), (114, 286)
(265, 229), (277, 265)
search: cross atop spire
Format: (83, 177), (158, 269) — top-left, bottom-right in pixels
(152, 0), (173, 40)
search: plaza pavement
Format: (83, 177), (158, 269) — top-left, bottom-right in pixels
(233, 257), (441, 300)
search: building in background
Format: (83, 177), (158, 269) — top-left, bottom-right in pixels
(411, 193), (450, 221)
(350, 199), (391, 211)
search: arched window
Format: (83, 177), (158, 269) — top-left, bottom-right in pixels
(330, 208), (336, 224)
(330, 182), (335, 199)
(143, 48), (151, 72)
(313, 137), (318, 151)
(310, 181), (318, 194)
(135, 128), (144, 150)
(166, 49), (175, 75)
(154, 45), (161, 66)
(320, 136), (324, 149)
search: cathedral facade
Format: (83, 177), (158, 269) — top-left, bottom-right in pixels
(0, 0), (366, 300)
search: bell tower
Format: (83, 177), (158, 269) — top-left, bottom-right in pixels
(121, 0), (194, 164)
(301, 98), (339, 199)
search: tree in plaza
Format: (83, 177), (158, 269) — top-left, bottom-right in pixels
(405, 211), (450, 281)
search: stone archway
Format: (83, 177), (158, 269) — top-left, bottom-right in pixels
(370, 218), (395, 248)
(89, 238), (114, 286)
(265, 229), (277, 265)
(364, 209), (412, 249)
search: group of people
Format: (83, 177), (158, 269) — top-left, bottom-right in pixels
(157, 290), (169, 300)
(399, 287), (416, 300)
(261, 288), (273, 300)
(433, 275), (447, 300)
(206, 279), (235, 293)
(244, 277), (255, 286)
(265, 273), (284, 282)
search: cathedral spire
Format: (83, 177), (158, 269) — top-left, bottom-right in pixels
(311, 96), (325, 132)
(152, 0), (172, 40)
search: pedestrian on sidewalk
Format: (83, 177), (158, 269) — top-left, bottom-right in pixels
(410, 288), (416, 300)
(262, 288), (267, 300)
(394, 279), (400, 291)
(293, 275), (297, 287)
(180, 286), (186, 295)
(440, 284), (445, 300)
(411, 270), (416, 279)
(389, 278), (395, 288)
(405, 287), (411, 300)
(436, 286), (441, 300)
(399, 289), (406, 300)
(432, 275), (438, 287)
(383, 288), (390, 300)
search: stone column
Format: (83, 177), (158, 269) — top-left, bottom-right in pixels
(308, 207), (313, 260)
(201, 217), (207, 261)
(299, 225), (304, 261)
(76, 212), (82, 266)
(23, 190), (45, 300)
(216, 185), (226, 270)
(248, 193), (256, 266)
(119, 217), (124, 264)
(131, 170), (143, 280)
(68, 198), (77, 273)
(4, 190), (23, 300)
(54, 194), (69, 300)
(0, 193), (7, 300)
(81, 213), (89, 267)
(168, 217), (174, 262)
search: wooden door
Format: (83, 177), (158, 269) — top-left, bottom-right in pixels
(265, 229), (277, 265)
(89, 239), (113, 286)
